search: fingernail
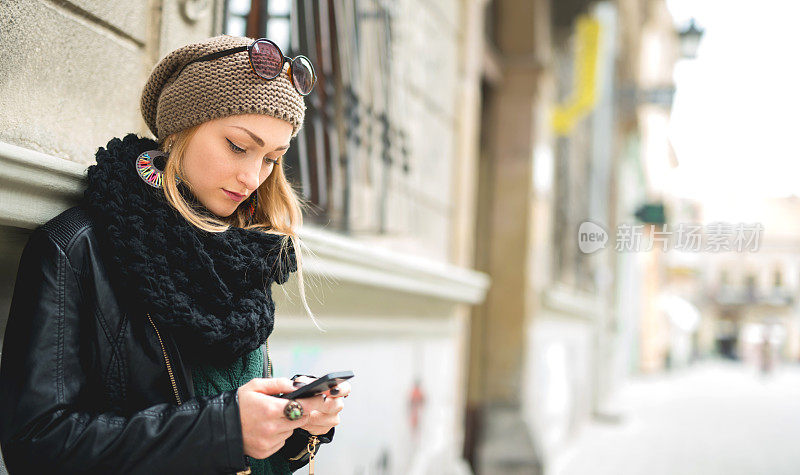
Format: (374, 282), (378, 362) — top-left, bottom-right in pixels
(293, 381), (304, 387)
(330, 387), (340, 395)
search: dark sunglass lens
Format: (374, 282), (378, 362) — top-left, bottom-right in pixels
(292, 56), (315, 95)
(250, 40), (283, 78)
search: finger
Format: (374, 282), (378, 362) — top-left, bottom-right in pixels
(293, 393), (327, 412)
(307, 409), (341, 426)
(275, 409), (311, 431)
(298, 409), (323, 430)
(248, 377), (295, 396)
(287, 412), (313, 430)
(318, 395), (345, 414)
(304, 413), (341, 433)
(323, 381), (351, 398)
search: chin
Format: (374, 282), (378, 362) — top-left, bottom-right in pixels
(218, 206), (238, 218)
(204, 201), (236, 219)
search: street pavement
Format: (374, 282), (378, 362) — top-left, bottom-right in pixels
(552, 359), (800, 475)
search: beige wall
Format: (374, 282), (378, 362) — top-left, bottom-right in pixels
(350, 0), (477, 266)
(0, 0), (222, 167)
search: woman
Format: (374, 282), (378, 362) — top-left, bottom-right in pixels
(0, 34), (349, 474)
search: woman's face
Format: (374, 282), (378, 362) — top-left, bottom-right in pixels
(181, 114), (293, 218)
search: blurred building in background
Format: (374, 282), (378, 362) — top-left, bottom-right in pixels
(467, 0), (682, 473)
(693, 197), (800, 366)
(3, 1), (798, 475)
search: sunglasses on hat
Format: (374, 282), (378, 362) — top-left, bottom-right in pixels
(176, 38), (316, 96)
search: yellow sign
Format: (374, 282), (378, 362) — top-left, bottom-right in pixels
(551, 15), (601, 136)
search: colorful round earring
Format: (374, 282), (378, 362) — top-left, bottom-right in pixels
(136, 150), (181, 189)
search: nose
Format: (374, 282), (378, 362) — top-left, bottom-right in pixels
(237, 159), (261, 191)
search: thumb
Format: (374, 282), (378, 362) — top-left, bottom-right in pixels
(245, 377), (295, 396)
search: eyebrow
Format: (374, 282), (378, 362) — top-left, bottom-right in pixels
(229, 126), (290, 151)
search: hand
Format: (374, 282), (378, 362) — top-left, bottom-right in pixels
(237, 378), (327, 459)
(292, 376), (352, 436)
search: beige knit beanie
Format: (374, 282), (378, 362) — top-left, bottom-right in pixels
(140, 34), (306, 141)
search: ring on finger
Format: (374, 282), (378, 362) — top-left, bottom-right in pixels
(284, 399), (304, 421)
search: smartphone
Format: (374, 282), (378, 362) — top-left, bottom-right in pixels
(277, 370), (354, 399)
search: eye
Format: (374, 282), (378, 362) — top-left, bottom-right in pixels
(226, 138), (246, 154)
(264, 156), (279, 166)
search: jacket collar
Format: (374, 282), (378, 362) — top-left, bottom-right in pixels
(82, 133), (296, 367)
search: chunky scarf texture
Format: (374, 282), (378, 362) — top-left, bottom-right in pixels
(82, 133), (297, 367)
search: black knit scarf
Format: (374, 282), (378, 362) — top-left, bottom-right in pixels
(82, 133), (296, 368)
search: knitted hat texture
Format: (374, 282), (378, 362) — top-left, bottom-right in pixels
(140, 35), (306, 141)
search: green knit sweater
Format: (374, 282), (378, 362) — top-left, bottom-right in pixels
(191, 347), (291, 475)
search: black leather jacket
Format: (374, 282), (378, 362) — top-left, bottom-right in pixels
(0, 206), (331, 473)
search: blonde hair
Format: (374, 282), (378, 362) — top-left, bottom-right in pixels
(158, 124), (323, 330)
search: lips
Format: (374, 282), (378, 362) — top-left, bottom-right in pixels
(223, 189), (246, 202)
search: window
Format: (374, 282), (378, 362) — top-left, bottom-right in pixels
(221, 0), (409, 233)
(222, 0), (291, 50)
(265, 0), (291, 52)
(224, 0), (250, 36)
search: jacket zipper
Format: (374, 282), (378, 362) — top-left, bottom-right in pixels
(147, 314), (253, 475)
(147, 313), (182, 406)
(265, 339), (273, 378)
(145, 314), (315, 474)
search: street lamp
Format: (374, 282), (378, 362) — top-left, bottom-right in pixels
(678, 18), (705, 59)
